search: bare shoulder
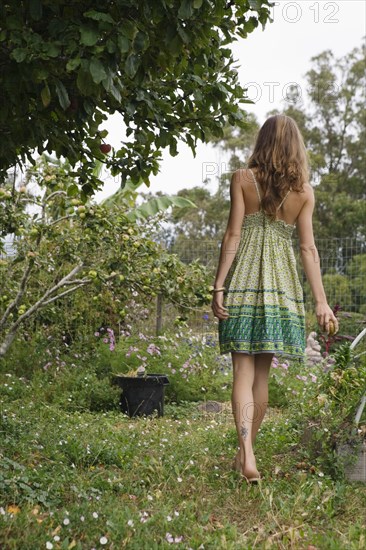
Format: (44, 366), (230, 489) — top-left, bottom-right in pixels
(228, 169), (244, 189)
(300, 183), (315, 207)
(232, 168), (249, 179)
(231, 168), (252, 185)
(302, 182), (314, 196)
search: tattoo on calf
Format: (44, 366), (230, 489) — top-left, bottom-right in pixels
(240, 424), (248, 440)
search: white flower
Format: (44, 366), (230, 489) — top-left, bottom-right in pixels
(147, 494), (153, 501)
(100, 536), (108, 545)
(177, 477), (182, 483)
(167, 515), (172, 521)
(92, 512), (98, 519)
(46, 543), (53, 549)
(63, 518), (70, 525)
(127, 519), (134, 527)
(80, 515), (85, 522)
(53, 536), (60, 542)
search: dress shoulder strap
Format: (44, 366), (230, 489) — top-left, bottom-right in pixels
(276, 187), (292, 211)
(248, 168), (261, 205)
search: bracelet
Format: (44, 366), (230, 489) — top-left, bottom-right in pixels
(212, 286), (226, 293)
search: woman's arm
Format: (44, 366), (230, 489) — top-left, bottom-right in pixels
(212, 170), (245, 320)
(296, 185), (339, 333)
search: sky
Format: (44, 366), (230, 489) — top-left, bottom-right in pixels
(94, 0), (365, 203)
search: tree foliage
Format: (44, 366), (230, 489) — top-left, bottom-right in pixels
(0, 159), (212, 358)
(154, 41), (365, 245)
(0, 0), (273, 197)
(283, 43), (366, 240)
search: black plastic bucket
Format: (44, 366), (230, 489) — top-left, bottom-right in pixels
(112, 374), (170, 417)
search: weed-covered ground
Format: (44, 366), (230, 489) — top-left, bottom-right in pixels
(1, 392), (365, 549)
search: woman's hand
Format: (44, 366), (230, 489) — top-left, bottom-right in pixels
(211, 291), (229, 320)
(315, 302), (339, 334)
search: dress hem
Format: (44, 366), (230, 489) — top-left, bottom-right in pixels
(219, 348), (306, 359)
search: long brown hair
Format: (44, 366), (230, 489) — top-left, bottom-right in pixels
(247, 114), (310, 219)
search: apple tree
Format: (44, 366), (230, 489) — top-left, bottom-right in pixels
(0, 159), (213, 358)
(0, 0), (273, 197)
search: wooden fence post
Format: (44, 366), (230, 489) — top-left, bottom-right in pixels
(156, 293), (163, 336)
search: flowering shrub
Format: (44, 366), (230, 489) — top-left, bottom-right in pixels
(286, 343), (366, 478)
(99, 327), (232, 403)
(95, 327), (116, 352)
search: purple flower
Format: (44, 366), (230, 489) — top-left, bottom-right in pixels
(103, 338), (109, 344)
(147, 343), (161, 356)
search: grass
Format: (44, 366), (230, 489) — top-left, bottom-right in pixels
(1, 388), (365, 550)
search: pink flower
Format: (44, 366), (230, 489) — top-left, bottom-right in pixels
(126, 345), (139, 357)
(103, 338), (109, 344)
(165, 533), (183, 544)
(147, 344), (161, 356)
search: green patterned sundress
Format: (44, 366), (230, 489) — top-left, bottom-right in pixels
(218, 169), (306, 358)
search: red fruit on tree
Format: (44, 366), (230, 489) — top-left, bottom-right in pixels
(99, 144), (112, 154)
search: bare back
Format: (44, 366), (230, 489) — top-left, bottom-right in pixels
(237, 168), (312, 227)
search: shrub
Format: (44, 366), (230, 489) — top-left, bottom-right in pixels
(104, 327), (232, 404)
(288, 343), (366, 478)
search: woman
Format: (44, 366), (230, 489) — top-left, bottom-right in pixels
(211, 114), (338, 484)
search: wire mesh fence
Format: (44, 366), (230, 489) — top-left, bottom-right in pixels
(160, 236), (366, 338)
(1, 236), (365, 347)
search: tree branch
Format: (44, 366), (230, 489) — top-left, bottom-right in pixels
(49, 214), (75, 226)
(0, 264), (87, 358)
(42, 282), (90, 305)
(0, 260), (35, 331)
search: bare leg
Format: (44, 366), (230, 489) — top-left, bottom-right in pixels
(233, 353), (273, 472)
(251, 353), (273, 442)
(231, 352), (260, 478)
